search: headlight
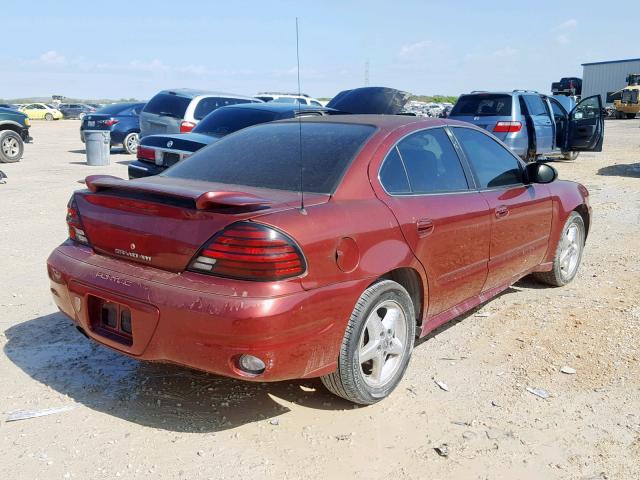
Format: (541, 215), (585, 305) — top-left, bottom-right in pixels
(24, 117), (30, 126)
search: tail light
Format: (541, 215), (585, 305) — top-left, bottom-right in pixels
(66, 196), (89, 245)
(189, 222), (306, 281)
(493, 121), (522, 133)
(104, 118), (119, 126)
(180, 121), (196, 133)
(137, 145), (156, 163)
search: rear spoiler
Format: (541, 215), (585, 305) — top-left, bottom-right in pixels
(84, 175), (272, 210)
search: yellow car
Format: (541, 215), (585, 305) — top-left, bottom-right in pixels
(19, 103), (63, 121)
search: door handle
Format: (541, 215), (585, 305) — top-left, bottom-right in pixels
(495, 205), (509, 218)
(416, 219), (434, 237)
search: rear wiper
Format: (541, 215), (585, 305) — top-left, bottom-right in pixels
(157, 111), (180, 118)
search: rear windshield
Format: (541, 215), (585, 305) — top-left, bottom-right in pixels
(143, 93), (191, 118)
(193, 108), (280, 136)
(164, 122), (376, 194)
(193, 97), (255, 120)
(451, 94), (512, 116)
(97, 103), (134, 115)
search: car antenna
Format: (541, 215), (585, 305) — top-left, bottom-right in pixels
(295, 17), (307, 215)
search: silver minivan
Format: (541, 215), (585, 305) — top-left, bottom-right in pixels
(139, 89), (260, 138)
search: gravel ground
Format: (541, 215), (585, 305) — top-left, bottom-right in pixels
(1, 119), (639, 480)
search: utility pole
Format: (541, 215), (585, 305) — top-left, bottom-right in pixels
(364, 59), (370, 86)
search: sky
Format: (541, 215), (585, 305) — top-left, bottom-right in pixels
(2, 0), (639, 100)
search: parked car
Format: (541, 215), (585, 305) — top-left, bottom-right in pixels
(255, 92), (323, 107)
(80, 102), (146, 154)
(129, 102), (327, 178)
(551, 77), (582, 97)
(449, 90), (604, 161)
(0, 103), (19, 110)
(139, 89), (260, 138)
(19, 103), (63, 121)
(0, 106), (31, 163)
(58, 103), (96, 120)
(48, 112), (593, 404)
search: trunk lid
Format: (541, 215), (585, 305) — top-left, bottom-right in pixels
(75, 175), (328, 272)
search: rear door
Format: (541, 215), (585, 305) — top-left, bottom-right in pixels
(374, 127), (491, 317)
(563, 95), (604, 152)
(449, 94), (514, 137)
(451, 127), (552, 291)
(140, 93), (191, 137)
(522, 95), (554, 153)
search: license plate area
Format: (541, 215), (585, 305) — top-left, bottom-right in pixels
(87, 120), (95, 127)
(163, 152), (180, 167)
(88, 296), (133, 346)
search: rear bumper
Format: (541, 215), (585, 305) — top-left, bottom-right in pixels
(47, 244), (363, 381)
(128, 160), (165, 179)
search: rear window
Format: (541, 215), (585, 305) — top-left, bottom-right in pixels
(451, 94), (512, 116)
(193, 97), (255, 120)
(164, 122), (376, 194)
(193, 108), (280, 136)
(97, 103), (133, 115)
(143, 93), (191, 118)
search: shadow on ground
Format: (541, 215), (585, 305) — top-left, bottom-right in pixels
(597, 163), (640, 178)
(4, 313), (353, 433)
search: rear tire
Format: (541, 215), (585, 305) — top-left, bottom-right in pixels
(626, 113), (637, 119)
(0, 130), (24, 163)
(321, 280), (415, 405)
(533, 211), (585, 287)
(123, 132), (139, 155)
(44, 113), (53, 121)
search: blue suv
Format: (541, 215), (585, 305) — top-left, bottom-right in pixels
(449, 91), (604, 161)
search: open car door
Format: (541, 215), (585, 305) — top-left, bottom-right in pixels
(326, 87), (411, 115)
(563, 95), (604, 152)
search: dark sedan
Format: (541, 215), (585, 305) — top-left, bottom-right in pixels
(80, 103), (146, 154)
(58, 103), (96, 120)
(128, 102), (327, 179)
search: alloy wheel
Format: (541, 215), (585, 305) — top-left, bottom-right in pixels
(559, 223), (582, 280)
(358, 300), (408, 388)
(1, 136), (20, 159)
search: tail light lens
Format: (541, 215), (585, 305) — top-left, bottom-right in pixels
(66, 196), (89, 245)
(493, 121), (522, 133)
(180, 121), (196, 133)
(137, 145), (156, 163)
(189, 222), (306, 281)
(104, 118), (119, 126)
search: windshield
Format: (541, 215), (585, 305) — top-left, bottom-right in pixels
(164, 122), (376, 194)
(451, 94), (512, 116)
(143, 93), (191, 118)
(193, 108), (280, 136)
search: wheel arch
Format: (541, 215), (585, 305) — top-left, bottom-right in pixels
(376, 267), (425, 329)
(573, 204), (590, 241)
(0, 121), (25, 135)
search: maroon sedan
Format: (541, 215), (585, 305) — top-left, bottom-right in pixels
(47, 115), (595, 404)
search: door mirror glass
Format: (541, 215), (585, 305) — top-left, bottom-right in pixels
(525, 162), (557, 184)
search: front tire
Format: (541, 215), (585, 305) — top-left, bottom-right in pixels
(533, 211), (585, 287)
(321, 280), (416, 405)
(0, 130), (24, 163)
(123, 132), (139, 155)
(44, 113), (53, 121)
(561, 151), (580, 161)
(626, 113), (637, 119)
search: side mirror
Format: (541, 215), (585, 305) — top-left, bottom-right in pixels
(524, 162), (557, 184)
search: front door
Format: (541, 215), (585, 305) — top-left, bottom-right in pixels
(374, 127), (491, 316)
(563, 95), (605, 152)
(451, 127), (552, 290)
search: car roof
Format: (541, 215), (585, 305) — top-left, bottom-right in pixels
(158, 88), (255, 100)
(221, 102), (325, 113)
(280, 114), (440, 129)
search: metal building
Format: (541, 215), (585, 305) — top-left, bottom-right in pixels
(582, 57), (640, 104)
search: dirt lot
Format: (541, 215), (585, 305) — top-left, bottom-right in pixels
(1, 119), (639, 480)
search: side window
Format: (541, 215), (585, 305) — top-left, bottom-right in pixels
(380, 147), (410, 194)
(310, 100), (322, 107)
(453, 128), (523, 188)
(549, 99), (567, 120)
(523, 95), (549, 116)
(194, 97), (253, 120)
(573, 96), (600, 120)
(395, 128), (468, 194)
